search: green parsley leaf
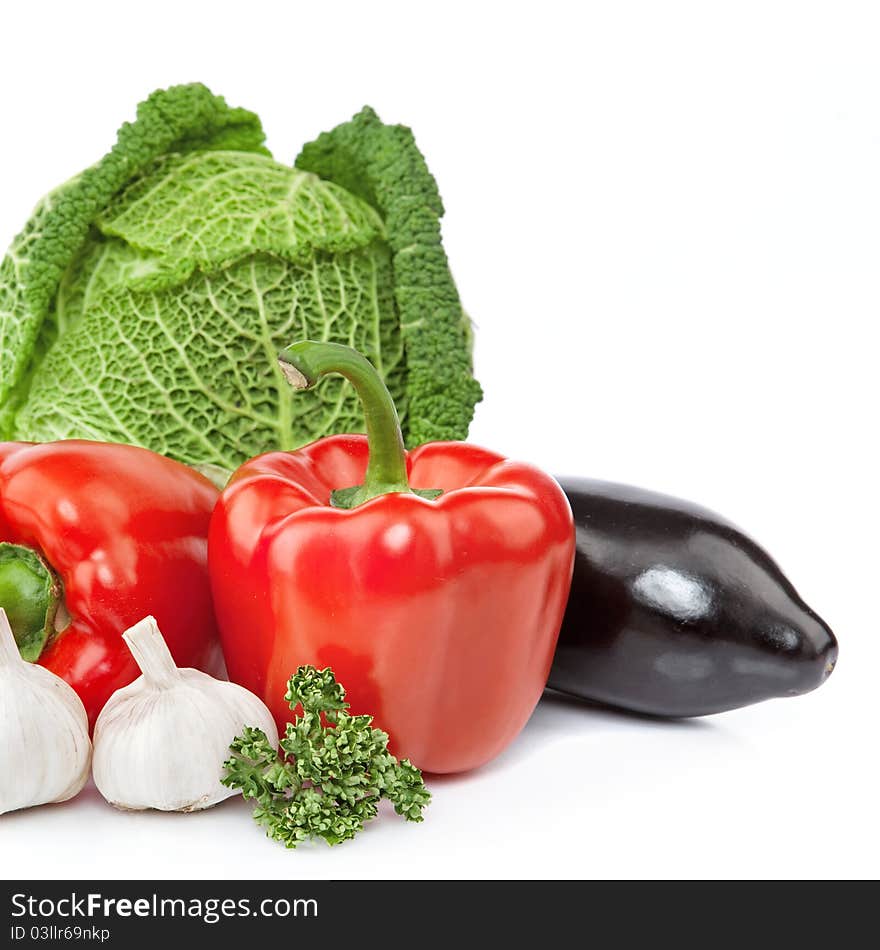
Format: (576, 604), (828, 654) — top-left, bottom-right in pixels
(223, 666), (430, 848)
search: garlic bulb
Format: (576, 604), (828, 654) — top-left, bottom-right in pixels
(93, 615), (278, 812)
(0, 607), (91, 816)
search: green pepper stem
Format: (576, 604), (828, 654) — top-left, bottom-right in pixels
(0, 543), (61, 662)
(278, 341), (412, 507)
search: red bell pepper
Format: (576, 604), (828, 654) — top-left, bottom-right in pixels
(0, 440), (220, 726)
(209, 341), (574, 774)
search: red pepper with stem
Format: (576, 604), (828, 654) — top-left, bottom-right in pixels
(209, 341), (575, 774)
(0, 440), (220, 726)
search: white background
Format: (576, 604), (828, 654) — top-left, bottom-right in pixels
(1, 0), (878, 880)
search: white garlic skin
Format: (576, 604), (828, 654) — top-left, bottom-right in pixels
(92, 617), (278, 812)
(0, 610), (92, 816)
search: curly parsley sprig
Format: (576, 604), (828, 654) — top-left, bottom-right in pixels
(223, 666), (430, 848)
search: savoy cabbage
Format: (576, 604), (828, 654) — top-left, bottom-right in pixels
(0, 84), (481, 467)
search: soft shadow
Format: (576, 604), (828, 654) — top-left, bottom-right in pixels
(539, 688), (719, 727)
(108, 792), (247, 821)
(428, 688), (723, 787)
(0, 777), (250, 829)
(0, 779), (101, 828)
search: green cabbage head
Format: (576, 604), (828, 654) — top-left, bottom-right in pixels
(0, 84), (481, 468)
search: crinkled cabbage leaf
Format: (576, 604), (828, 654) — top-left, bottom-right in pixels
(0, 84), (481, 467)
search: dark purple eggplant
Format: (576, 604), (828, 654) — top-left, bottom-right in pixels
(548, 477), (838, 717)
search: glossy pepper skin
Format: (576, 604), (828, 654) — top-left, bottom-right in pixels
(548, 477), (838, 717)
(209, 342), (574, 774)
(0, 440), (220, 726)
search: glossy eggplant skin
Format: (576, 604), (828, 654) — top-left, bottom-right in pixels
(548, 478), (838, 717)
